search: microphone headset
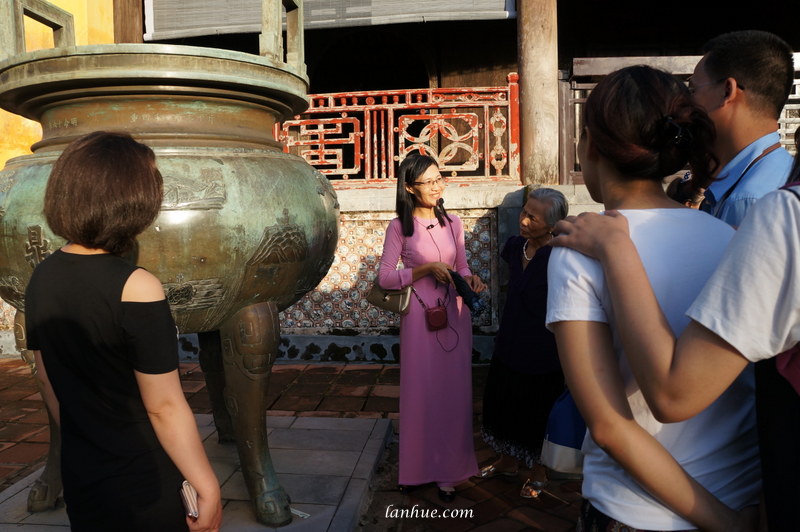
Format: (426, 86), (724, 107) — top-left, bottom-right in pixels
(426, 198), (445, 229)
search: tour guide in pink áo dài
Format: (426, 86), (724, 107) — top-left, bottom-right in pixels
(376, 152), (487, 503)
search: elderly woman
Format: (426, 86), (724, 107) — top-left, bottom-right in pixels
(478, 187), (568, 496)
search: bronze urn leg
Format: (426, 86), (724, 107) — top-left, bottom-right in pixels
(197, 331), (235, 443)
(219, 301), (291, 527)
(15, 311), (63, 512)
(25, 408), (61, 512)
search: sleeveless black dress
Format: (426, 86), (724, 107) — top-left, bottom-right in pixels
(25, 250), (188, 531)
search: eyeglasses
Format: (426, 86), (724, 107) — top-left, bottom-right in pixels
(687, 77), (746, 95)
(413, 177), (446, 189)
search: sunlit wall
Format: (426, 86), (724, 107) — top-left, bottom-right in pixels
(0, 0), (114, 168)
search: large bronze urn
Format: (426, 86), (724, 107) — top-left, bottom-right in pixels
(0, 2), (338, 527)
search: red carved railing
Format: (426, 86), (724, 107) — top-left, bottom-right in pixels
(275, 73), (520, 183)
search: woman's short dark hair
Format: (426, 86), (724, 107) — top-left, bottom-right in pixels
(395, 152), (451, 236)
(44, 131), (163, 255)
(584, 65), (718, 196)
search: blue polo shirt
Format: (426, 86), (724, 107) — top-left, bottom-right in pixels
(702, 132), (793, 227)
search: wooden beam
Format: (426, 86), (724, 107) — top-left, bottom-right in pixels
(572, 56), (701, 78)
(114, 0), (143, 43)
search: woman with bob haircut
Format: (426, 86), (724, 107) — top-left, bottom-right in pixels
(377, 152), (486, 502)
(545, 66), (759, 531)
(25, 131), (222, 532)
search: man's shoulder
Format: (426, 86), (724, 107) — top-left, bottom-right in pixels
(735, 186), (800, 237)
(732, 147), (793, 196)
(755, 184), (800, 214)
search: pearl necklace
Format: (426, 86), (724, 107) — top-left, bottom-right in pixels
(522, 240), (534, 261)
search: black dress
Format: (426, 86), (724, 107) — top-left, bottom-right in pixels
(481, 236), (564, 467)
(25, 250), (188, 532)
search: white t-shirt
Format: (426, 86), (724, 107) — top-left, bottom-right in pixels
(688, 186), (800, 361)
(546, 208), (761, 530)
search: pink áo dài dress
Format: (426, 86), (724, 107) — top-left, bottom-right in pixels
(377, 215), (479, 487)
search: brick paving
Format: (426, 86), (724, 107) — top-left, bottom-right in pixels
(0, 357), (581, 531)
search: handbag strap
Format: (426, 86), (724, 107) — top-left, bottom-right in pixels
(406, 219), (454, 310)
(411, 286), (428, 310)
(391, 232), (425, 308)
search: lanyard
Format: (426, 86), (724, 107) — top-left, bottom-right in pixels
(711, 142), (781, 217)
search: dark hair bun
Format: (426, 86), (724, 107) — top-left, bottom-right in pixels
(583, 66), (717, 186)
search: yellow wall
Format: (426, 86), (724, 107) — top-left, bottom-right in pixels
(0, 0), (115, 167)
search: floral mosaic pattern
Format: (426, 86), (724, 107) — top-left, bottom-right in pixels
(279, 209), (497, 332)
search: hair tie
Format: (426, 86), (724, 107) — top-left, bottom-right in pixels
(661, 116), (693, 148)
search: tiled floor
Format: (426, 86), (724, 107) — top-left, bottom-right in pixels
(0, 413), (392, 531)
(0, 357), (582, 531)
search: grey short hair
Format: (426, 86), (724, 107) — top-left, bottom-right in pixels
(528, 187), (569, 226)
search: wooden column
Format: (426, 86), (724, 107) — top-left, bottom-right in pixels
(517, 0), (559, 185)
(114, 0), (143, 43)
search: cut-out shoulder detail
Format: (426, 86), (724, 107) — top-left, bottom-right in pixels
(121, 268), (166, 302)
